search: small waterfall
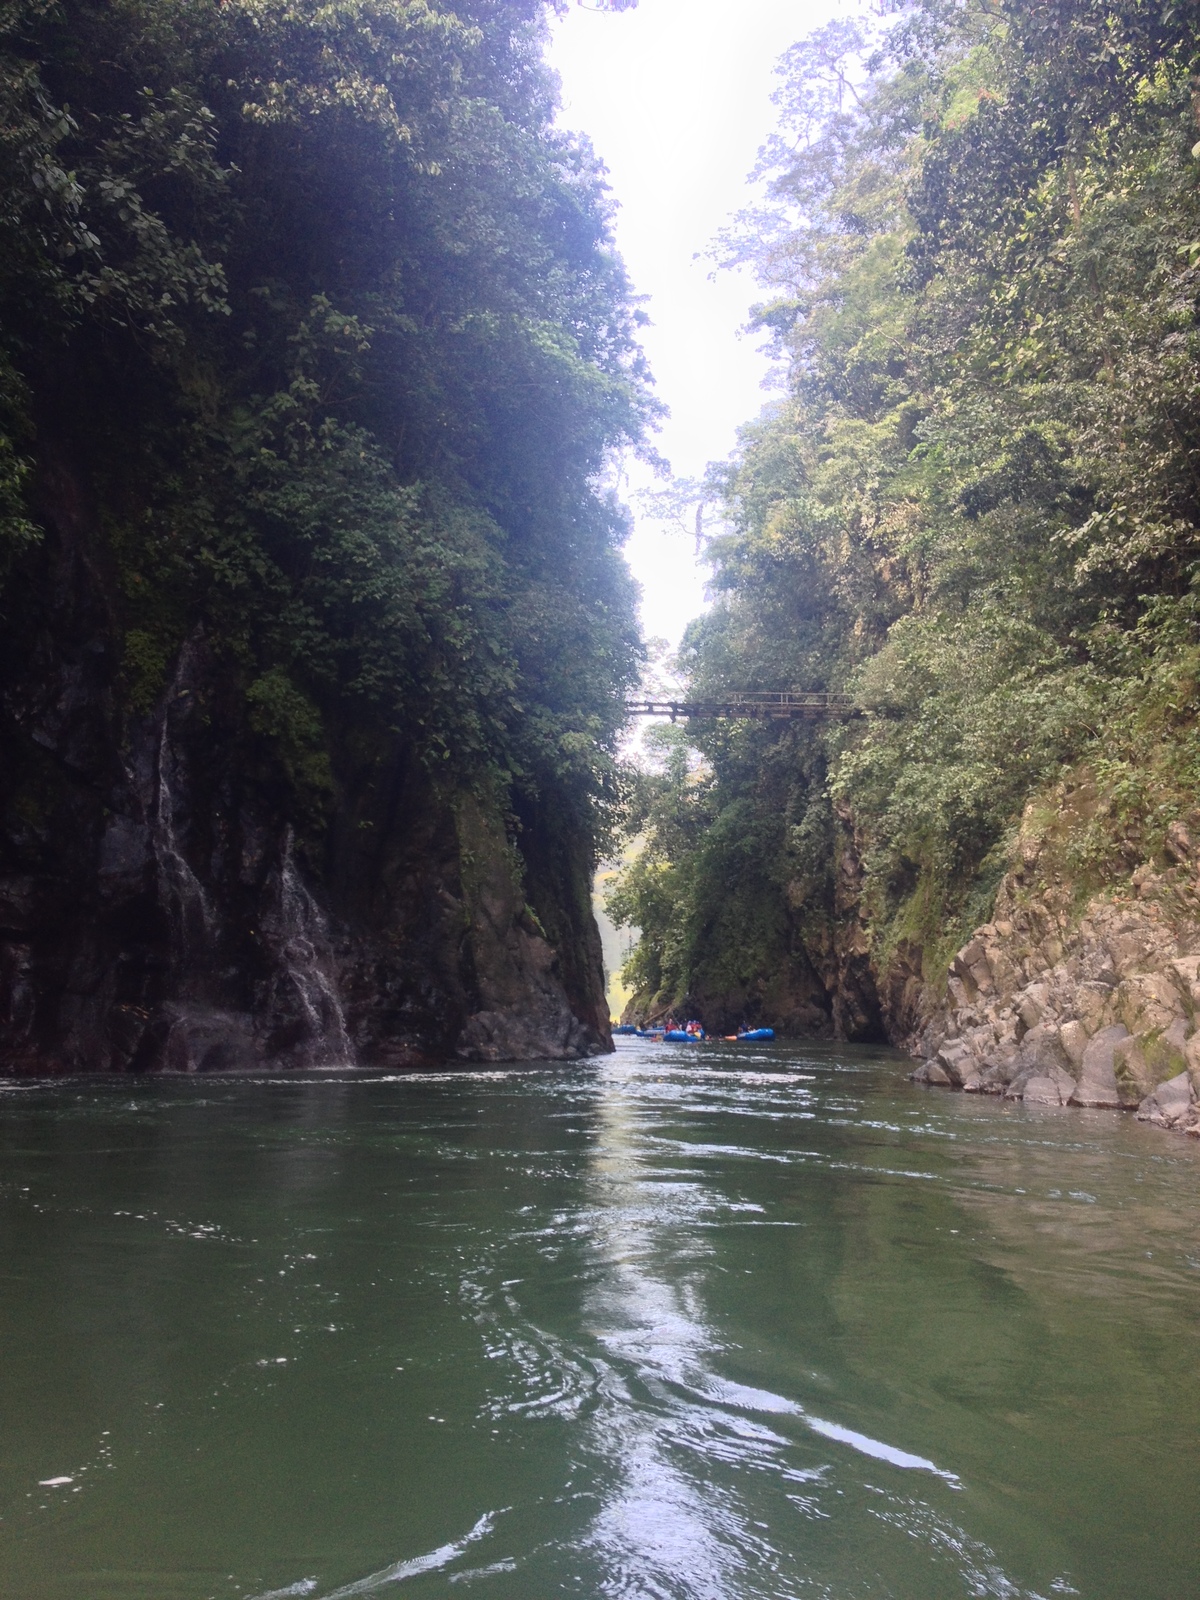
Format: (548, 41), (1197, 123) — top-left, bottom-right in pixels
(262, 832), (353, 1067)
(140, 646), (351, 1070)
(151, 668), (215, 989)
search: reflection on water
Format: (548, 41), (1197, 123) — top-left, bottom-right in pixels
(578, 1057), (963, 1600)
(0, 1040), (1197, 1599)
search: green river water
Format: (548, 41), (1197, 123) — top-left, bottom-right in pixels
(1, 1038), (1197, 1600)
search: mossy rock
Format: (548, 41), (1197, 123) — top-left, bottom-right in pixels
(1113, 1022), (1191, 1104)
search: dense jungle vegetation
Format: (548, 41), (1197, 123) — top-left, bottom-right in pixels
(0, 0), (650, 866)
(611, 0), (1200, 1031)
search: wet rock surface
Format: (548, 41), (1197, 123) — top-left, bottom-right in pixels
(0, 505), (608, 1073)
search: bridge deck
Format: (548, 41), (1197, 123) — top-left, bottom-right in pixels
(626, 692), (858, 721)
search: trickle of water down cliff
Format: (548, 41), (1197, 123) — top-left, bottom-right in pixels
(0, 496), (609, 1075)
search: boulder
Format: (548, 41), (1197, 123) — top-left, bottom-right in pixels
(1132, 864), (1161, 900)
(1104, 925), (1154, 976)
(978, 1043), (1021, 1083)
(1041, 936), (1064, 968)
(1136, 1072), (1195, 1128)
(1004, 1068), (1034, 1099)
(1165, 820), (1194, 864)
(985, 945), (1020, 991)
(1113, 1019), (1192, 1105)
(1151, 1015), (1191, 1077)
(1115, 971), (1183, 1036)
(1016, 983), (1050, 1031)
(936, 1039), (977, 1087)
(1075, 980), (1116, 1033)
(1112, 1035), (1154, 1106)
(1022, 1065), (1076, 1107)
(1016, 1021), (1071, 1076)
(963, 1022), (1000, 1054)
(1070, 1024), (1128, 1108)
(952, 939), (994, 997)
(1168, 955), (1200, 1014)
(911, 850), (1200, 1137)
(917, 1059), (952, 1086)
(1185, 1029), (1200, 1092)
(970, 1062), (1013, 1094)
(1104, 916), (1173, 978)
(1022, 1076), (1059, 1105)
(947, 975), (973, 1009)
(1016, 994), (1041, 1031)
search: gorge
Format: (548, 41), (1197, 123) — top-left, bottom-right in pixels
(2, 5), (1200, 1598)
(6, 0), (1200, 1129)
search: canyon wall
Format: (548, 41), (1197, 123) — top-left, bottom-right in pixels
(0, 0), (646, 1077)
(903, 797), (1200, 1137)
(0, 483), (609, 1074)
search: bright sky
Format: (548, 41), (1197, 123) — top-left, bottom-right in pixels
(549, 0), (838, 652)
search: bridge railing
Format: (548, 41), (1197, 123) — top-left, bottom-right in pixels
(624, 691), (857, 723)
(625, 691), (859, 721)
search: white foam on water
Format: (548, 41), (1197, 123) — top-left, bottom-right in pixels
(448, 1558), (519, 1584)
(803, 1415), (962, 1486)
(374, 1072), (533, 1084)
(318, 1510), (500, 1597)
(700, 1376), (962, 1485)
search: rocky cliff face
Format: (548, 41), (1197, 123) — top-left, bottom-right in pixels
(0, 479), (610, 1075)
(623, 819), (893, 1043)
(623, 766), (1200, 1142)
(907, 806), (1200, 1138)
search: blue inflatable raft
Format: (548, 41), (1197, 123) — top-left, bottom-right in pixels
(738, 1028), (775, 1041)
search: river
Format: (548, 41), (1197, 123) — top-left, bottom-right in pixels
(1, 1038), (1197, 1599)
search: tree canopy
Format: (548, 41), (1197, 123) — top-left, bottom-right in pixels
(0, 0), (654, 854)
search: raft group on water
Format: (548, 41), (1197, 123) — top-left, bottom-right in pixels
(613, 1022), (776, 1043)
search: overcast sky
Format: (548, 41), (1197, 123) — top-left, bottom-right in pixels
(548, 0), (837, 651)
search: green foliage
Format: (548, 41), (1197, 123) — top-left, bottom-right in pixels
(0, 0), (651, 859)
(607, 719), (832, 1014)
(604, 726), (715, 1005)
(245, 666), (334, 816)
(121, 627), (175, 714)
(614, 0), (1200, 1020)
(0, 355), (36, 568)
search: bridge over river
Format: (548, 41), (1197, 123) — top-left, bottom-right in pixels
(625, 690), (860, 721)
